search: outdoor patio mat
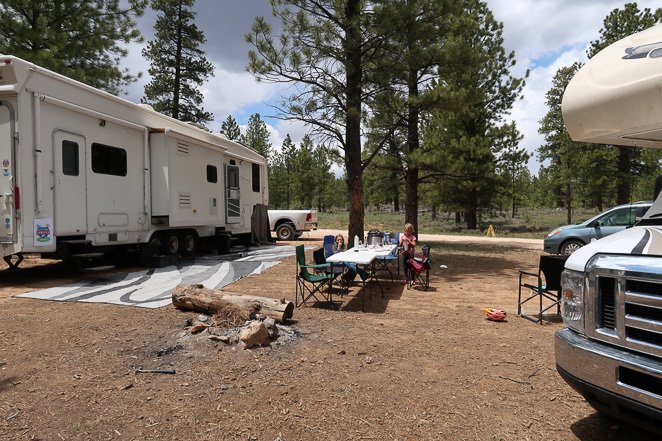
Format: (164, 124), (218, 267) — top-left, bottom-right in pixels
(15, 245), (310, 309)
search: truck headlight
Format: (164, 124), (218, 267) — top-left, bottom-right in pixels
(562, 269), (585, 332)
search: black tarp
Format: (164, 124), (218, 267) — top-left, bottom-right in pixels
(251, 204), (274, 245)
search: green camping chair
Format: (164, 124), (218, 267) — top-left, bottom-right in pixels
(295, 245), (335, 307)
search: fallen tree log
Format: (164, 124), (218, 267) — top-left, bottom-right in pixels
(172, 284), (294, 323)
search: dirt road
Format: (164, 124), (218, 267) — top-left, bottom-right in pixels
(0, 236), (650, 441)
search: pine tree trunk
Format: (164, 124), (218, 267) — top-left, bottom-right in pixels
(616, 147), (633, 204)
(405, 65), (419, 234)
(345, 0), (364, 249)
(566, 183), (573, 224)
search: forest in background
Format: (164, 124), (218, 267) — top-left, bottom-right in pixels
(1, 1), (661, 236)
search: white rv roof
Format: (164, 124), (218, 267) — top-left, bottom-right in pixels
(562, 24), (662, 148)
(0, 55), (267, 164)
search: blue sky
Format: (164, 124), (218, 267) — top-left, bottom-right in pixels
(121, 0), (661, 173)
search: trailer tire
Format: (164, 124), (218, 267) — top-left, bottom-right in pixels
(180, 231), (197, 257)
(166, 233), (180, 255)
(276, 223), (295, 241)
(148, 235), (162, 255)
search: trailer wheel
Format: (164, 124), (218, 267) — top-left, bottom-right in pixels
(180, 231), (197, 257)
(148, 236), (162, 255)
(166, 233), (180, 255)
(276, 223), (295, 241)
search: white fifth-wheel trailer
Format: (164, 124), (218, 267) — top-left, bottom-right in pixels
(0, 56), (268, 268)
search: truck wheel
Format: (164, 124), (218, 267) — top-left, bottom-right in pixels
(179, 231), (197, 257)
(166, 233), (180, 255)
(561, 239), (584, 255)
(276, 223), (295, 241)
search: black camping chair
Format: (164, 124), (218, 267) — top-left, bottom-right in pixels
(407, 245), (431, 290)
(517, 255), (568, 324)
(295, 245), (335, 307)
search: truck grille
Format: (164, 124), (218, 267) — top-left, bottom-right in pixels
(598, 277), (616, 329)
(587, 255), (662, 359)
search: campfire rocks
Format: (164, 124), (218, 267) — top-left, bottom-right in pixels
(172, 284), (298, 350)
(238, 321), (269, 349)
(184, 314), (297, 350)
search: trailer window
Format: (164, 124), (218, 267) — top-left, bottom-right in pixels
(252, 163), (260, 192)
(91, 143), (127, 176)
(207, 165), (217, 183)
(62, 140), (79, 176)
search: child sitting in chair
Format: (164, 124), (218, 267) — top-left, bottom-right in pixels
(332, 234), (367, 283)
(399, 223), (417, 284)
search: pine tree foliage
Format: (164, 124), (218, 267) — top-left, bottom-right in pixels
(221, 115), (242, 140)
(268, 134), (339, 210)
(142, 0), (214, 124)
(241, 114), (272, 161)
(370, 0), (459, 233)
(0, 0), (146, 94)
(422, 0), (525, 230)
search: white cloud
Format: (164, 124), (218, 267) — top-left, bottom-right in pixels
(509, 45), (588, 171)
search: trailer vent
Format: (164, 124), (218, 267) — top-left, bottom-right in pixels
(177, 142), (190, 156)
(178, 192), (192, 208)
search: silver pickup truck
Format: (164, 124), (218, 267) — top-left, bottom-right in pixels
(267, 210), (318, 241)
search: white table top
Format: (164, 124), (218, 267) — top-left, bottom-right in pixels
(326, 244), (397, 265)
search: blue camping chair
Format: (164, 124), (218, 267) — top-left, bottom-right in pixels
(322, 235), (348, 293)
(375, 232), (400, 281)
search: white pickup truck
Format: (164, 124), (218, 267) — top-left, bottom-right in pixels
(267, 210), (318, 241)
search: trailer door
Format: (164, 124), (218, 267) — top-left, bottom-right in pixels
(0, 102), (15, 243)
(53, 131), (87, 234)
(225, 163), (241, 224)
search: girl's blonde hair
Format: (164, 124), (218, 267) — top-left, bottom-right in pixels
(404, 223), (414, 234)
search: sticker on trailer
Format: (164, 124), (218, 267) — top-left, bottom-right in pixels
(2, 169), (8, 176)
(2, 159), (9, 168)
(33, 219), (53, 246)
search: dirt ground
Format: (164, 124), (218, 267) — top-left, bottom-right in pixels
(0, 231), (654, 441)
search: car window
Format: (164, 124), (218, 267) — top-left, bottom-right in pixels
(598, 208), (633, 227)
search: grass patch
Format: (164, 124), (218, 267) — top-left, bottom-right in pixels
(319, 207), (599, 239)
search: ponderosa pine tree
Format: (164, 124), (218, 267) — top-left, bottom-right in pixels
(371, 0), (458, 235)
(247, 0), (380, 247)
(0, 0), (146, 94)
(241, 114), (272, 161)
(423, 0), (525, 230)
(142, 0), (214, 124)
(221, 115), (241, 140)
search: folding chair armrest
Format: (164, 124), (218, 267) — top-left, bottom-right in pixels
(301, 263), (330, 270)
(518, 270), (543, 289)
(518, 270), (539, 278)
